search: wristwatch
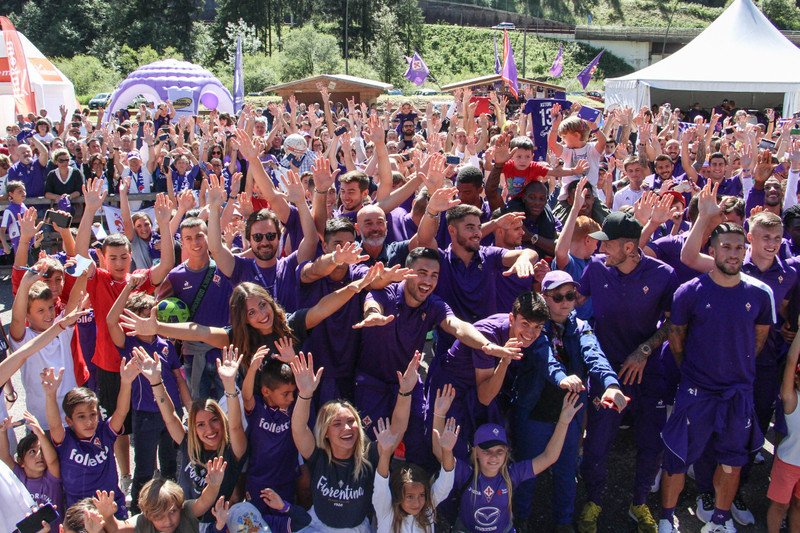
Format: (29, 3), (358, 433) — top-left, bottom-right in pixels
(638, 344), (652, 357)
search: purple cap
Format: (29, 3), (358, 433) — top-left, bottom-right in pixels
(127, 150), (141, 160)
(541, 270), (580, 292)
(16, 129), (33, 144)
(57, 197), (71, 211)
(473, 423), (508, 449)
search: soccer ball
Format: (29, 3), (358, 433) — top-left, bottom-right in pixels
(283, 133), (307, 153)
(157, 297), (190, 323)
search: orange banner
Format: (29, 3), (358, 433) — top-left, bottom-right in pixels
(0, 16), (36, 115)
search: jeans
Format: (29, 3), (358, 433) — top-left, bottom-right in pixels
(185, 354), (224, 401)
(131, 409), (178, 514)
(513, 417), (582, 524)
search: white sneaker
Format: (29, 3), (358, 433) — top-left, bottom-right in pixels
(658, 517), (679, 533)
(731, 493), (755, 526)
(687, 464), (695, 480)
(695, 493), (714, 523)
(700, 519), (737, 532)
(120, 474), (132, 496)
(651, 468), (662, 493)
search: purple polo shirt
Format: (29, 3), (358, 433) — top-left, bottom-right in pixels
(441, 313), (511, 386)
(8, 160), (46, 197)
(279, 205), (304, 255)
(578, 253), (678, 366)
(297, 261), (367, 378)
(697, 175), (743, 198)
(124, 336), (183, 413)
(647, 233), (706, 284)
(244, 398), (298, 513)
(358, 281), (453, 383)
(229, 252), (299, 312)
(436, 200), (493, 248)
(671, 274), (774, 390)
(386, 207), (417, 244)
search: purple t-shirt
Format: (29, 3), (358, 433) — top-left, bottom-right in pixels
(297, 262), (367, 378)
(359, 281), (453, 383)
(171, 165), (200, 193)
(229, 253), (299, 312)
(280, 205), (304, 256)
(386, 207), (417, 244)
(1, 202), (27, 251)
(244, 398), (298, 515)
(647, 234), (705, 284)
(167, 261), (233, 327)
(454, 459), (534, 533)
(671, 274), (774, 390)
(56, 419), (125, 514)
(13, 466), (64, 525)
(9, 160), (46, 197)
(578, 254), (678, 366)
(442, 314), (510, 386)
(124, 336), (183, 412)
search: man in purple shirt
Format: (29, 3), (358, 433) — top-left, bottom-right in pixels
(659, 222), (773, 533)
(8, 138), (48, 199)
(576, 211), (679, 533)
(354, 247), (522, 466)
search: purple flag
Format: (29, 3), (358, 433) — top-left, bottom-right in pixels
(549, 44), (564, 78)
(494, 34), (501, 75)
(501, 30), (519, 98)
(576, 50), (604, 90)
(233, 34), (244, 114)
(404, 51), (430, 86)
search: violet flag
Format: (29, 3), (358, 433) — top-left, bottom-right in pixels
(549, 43), (564, 78)
(501, 30), (519, 98)
(494, 34), (501, 74)
(576, 50), (604, 89)
(404, 51), (430, 86)
(233, 34), (244, 114)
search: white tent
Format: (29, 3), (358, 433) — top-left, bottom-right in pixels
(605, 0), (800, 115)
(0, 30), (77, 128)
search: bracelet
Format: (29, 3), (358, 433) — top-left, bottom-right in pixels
(150, 381), (164, 388)
(398, 389), (413, 397)
(314, 188), (327, 195)
(279, 502), (291, 513)
(298, 394), (312, 400)
(425, 209), (439, 219)
(224, 390), (239, 398)
(433, 413), (446, 418)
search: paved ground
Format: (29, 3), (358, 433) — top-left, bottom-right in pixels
(0, 275), (773, 531)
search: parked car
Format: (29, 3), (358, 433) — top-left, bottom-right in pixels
(413, 88), (440, 96)
(387, 88), (403, 96)
(127, 94), (149, 109)
(88, 92), (111, 109)
(586, 90), (605, 103)
(494, 22), (516, 29)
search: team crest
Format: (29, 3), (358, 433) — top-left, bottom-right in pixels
(362, 415), (372, 427)
(483, 486), (495, 500)
(421, 312), (427, 321)
(93, 437), (102, 448)
(745, 302), (751, 312)
(642, 286), (649, 294)
(213, 274), (221, 284)
(162, 346), (169, 356)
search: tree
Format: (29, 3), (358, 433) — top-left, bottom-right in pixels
(279, 24), (343, 81)
(224, 19), (263, 63)
(370, 5), (404, 84)
(395, 0), (425, 55)
(11, 0), (111, 57)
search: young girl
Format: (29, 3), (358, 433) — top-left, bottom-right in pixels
(132, 344), (247, 529)
(290, 351), (420, 532)
(767, 319), (800, 532)
(432, 390), (582, 533)
(373, 416), (458, 533)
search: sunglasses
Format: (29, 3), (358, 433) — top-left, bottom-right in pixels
(251, 232), (278, 242)
(547, 290), (577, 303)
(57, 158), (70, 163)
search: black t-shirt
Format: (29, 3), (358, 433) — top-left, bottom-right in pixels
(177, 438), (245, 524)
(224, 308), (310, 351)
(45, 168), (83, 196)
(307, 441), (380, 528)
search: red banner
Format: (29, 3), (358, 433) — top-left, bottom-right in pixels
(0, 17), (36, 116)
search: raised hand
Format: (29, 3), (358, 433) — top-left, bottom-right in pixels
(17, 207), (43, 240)
(119, 307), (159, 337)
(427, 187), (461, 215)
(532, 259), (550, 284)
(273, 337), (296, 363)
(92, 490), (118, 520)
(22, 410), (46, 438)
(482, 337), (524, 360)
(84, 508), (105, 533)
(289, 352), (323, 398)
(374, 417), (400, 457)
(333, 241), (369, 266)
(40, 367), (64, 397)
(493, 133), (512, 164)
(378, 264), (416, 283)
(352, 312), (395, 329)
(207, 173), (227, 208)
(234, 129), (258, 160)
(311, 156), (338, 192)
(397, 351), (421, 395)
(260, 488), (286, 512)
(433, 417), (460, 452)
(56, 306), (90, 329)
(281, 169), (307, 206)
(132, 346), (162, 384)
(433, 384), (456, 417)
(211, 497), (231, 528)
(696, 180), (722, 220)
(83, 178), (108, 212)
(205, 455), (228, 487)
(558, 392), (583, 424)
(119, 356), (141, 385)
(216, 345), (243, 386)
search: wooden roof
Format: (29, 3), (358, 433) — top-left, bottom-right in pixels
(265, 74), (393, 93)
(440, 74), (565, 93)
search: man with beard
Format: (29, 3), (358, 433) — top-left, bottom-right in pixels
(8, 137), (48, 200)
(513, 271), (627, 531)
(746, 149), (783, 215)
(352, 246), (522, 466)
(206, 171), (318, 312)
(663, 139), (685, 178)
(644, 154), (677, 192)
(658, 221), (773, 533)
(682, 139), (743, 198)
(575, 211), (678, 533)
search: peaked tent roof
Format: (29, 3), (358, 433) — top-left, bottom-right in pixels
(606, 0), (800, 92)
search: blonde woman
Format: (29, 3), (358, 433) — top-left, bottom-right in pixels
(290, 351), (420, 532)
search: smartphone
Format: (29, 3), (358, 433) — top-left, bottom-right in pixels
(446, 155), (461, 165)
(44, 209), (72, 228)
(158, 133), (169, 142)
(401, 153), (411, 162)
(724, 127), (735, 135)
(286, 154), (300, 167)
(163, 155), (172, 172)
(759, 138), (776, 150)
(10, 419), (25, 428)
(334, 126), (347, 137)
(16, 504), (59, 533)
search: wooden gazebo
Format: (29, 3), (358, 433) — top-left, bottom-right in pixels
(264, 74), (393, 105)
(440, 74), (566, 101)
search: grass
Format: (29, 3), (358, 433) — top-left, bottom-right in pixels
(587, 0), (725, 28)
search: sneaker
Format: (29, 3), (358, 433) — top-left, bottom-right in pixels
(695, 492), (715, 523)
(628, 504), (658, 533)
(120, 474), (132, 496)
(577, 502), (602, 533)
(658, 517), (679, 533)
(700, 519), (737, 532)
(651, 468), (662, 493)
(731, 493), (755, 525)
(754, 451), (765, 465)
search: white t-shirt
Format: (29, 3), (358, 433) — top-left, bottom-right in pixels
(373, 465), (455, 533)
(612, 186), (645, 212)
(0, 462), (35, 532)
(10, 322), (78, 430)
(558, 142), (603, 200)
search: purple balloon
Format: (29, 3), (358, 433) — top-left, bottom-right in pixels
(199, 92), (219, 109)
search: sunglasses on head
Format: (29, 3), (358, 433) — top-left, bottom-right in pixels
(548, 290), (577, 303)
(251, 232), (278, 242)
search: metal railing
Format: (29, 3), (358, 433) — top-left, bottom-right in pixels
(575, 24), (800, 44)
(0, 193), (159, 210)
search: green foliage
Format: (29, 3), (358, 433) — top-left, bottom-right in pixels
(52, 55), (121, 97)
(278, 25), (344, 81)
(370, 5), (406, 84)
(223, 19), (264, 63)
(395, 0), (426, 55)
(762, 0), (800, 30)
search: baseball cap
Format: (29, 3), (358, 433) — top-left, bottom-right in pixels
(589, 211), (642, 241)
(541, 270), (580, 292)
(474, 423), (508, 449)
(225, 502), (269, 532)
(127, 150), (141, 160)
(661, 190), (686, 207)
(16, 129), (33, 144)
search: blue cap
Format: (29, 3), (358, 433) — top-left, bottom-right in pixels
(474, 423), (508, 449)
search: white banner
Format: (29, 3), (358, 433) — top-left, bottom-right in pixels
(103, 206), (125, 235)
(166, 86), (196, 121)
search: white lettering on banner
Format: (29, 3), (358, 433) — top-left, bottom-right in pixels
(258, 418), (289, 433)
(316, 475), (365, 501)
(69, 445), (109, 467)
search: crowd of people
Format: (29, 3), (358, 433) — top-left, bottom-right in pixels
(0, 83), (799, 533)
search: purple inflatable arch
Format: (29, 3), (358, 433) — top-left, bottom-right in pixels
(104, 59), (233, 122)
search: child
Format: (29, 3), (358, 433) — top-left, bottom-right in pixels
(0, 411), (63, 525)
(9, 266), (87, 430)
(373, 416), (458, 533)
(767, 318), (800, 532)
(42, 356), (140, 518)
(392, 101), (420, 134)
(0, 180), (26, 254)
(212, 492), (312, 533)
(433, 393), (582, 533)
(94, 457), (228, 533)
(107, 274), (192, 514)
(241, 345), (303, 521)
